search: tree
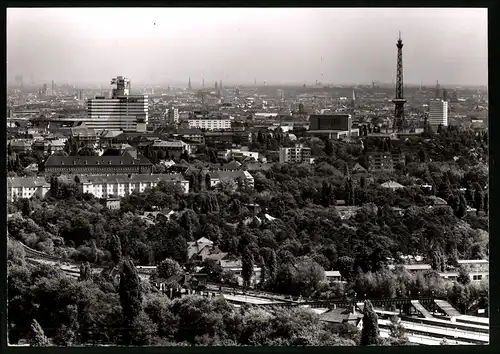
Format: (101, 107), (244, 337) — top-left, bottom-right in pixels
(360, 175), (366, 190)
(474, 185), (484, 214)
(28, 319), (50, 346)
(320, 181), (336, 207)
(119, 258), (143, 345)
(336, 256), (356, 282)
(457, 266), (471, 286)
(205, 173), (211, 190)
(242, 249), (254, 288)
(259, 256), (267, 286)
(361, 300), (380, 346)
(109, 235), (122, 265)
(79, 262), (92, 281)
(157, 258), (183, 280)
(418, 150), (426, 163)
(90, 240), (98, 263)
(324, 140), (334, 157)
(268, 249), (278, 281)
(388, 316), (408, 345)
(52, 325), (76, 346)
(200, 259), (223, 282)
(455, 195), (467, 219)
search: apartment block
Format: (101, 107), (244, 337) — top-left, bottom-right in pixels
(279, 144), (312, 164)
(80, 173), (189, 198)
(7, 177), (50, 202)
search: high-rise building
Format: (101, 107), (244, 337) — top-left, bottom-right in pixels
(435, 80), (441, 99)
(85, 76), (148, 132)
(442, 88), (448, 102)
(188, 77), (192, 90)
(15, 75), (24, 86)
(428, 99), (448, 129)
(52, 80), (55, 94)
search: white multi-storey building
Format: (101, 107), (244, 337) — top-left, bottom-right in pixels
(167, 108), (179, 124)
(279, 144), (312, 164)
(7, 177), (50, 202)
(428, 99), (448, 128)
(188, 118), (231, 130)
(81, 173), (189, 198)
(85, 76), (148, 133)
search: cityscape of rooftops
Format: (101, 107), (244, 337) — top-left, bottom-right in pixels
(7, 7), (489, 348)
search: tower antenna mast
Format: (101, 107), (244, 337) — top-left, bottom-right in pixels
(392, 31), (407, 132)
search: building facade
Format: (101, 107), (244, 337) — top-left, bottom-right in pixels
(7, 177), (50, 202)
(428, 99), (448, 129)
(85, 76), (148, 132)
(167, 108), (179, 124)
(307, 114), (359, 139)
(151, 139), (191, 158)
(43, 152), (153, 175)
(368, 152), (405, 172)
(188, 118), (231, 130)
(279, 144), (312, 164)
(81, 173), (189, 198)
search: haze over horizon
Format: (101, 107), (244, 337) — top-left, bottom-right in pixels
(7, 8), (488, 87)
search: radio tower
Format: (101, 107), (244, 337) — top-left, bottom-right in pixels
(392, 32), (407, 132)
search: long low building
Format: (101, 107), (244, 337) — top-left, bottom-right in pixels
(44, 152), (154, 175)
(81, 173), (189, 198)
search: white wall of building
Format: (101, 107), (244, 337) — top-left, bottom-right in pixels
(428, 100), (448, 127)
(188, 119), (231, 130)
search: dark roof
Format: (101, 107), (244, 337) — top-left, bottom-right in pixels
(246, 163), (273, 171)
(7, 177), (50, 188)
(45, 151), (153, 167)
(209, 170), (248, 180)
(320, 308), (363, 324)
(175, 128), (203, 135)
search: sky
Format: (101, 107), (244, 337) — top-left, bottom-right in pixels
(7, 8), (488, 87)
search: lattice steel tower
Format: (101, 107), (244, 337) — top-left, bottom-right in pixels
(392, 32), (407, 132)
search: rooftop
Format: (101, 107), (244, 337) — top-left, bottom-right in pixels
(45, 151), (152, 166)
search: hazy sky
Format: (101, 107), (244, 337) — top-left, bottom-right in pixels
(7, 8), (488, 86)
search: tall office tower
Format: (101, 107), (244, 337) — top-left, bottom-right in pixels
(428, 99), (448, 129)
(254, 78), (257, 85)
(235, 87), (240, 97)
(392, 32), (407, 132)
(351, 89), (356, 109)
(86, 76), (148, 132)
(15, 75), (24, 86)
(188, 77), (192, 90)
(52, 80), (55, 93)
(442, 88), (448, 102)
(219, 80), (222, 90)
(202, 78), (205, 89)
(215, 81), (218, 90)
(435, 80), (441, 99)
(42, 83), (48, 97)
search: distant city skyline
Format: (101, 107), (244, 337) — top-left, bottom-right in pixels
(7, 8), (488, 87)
